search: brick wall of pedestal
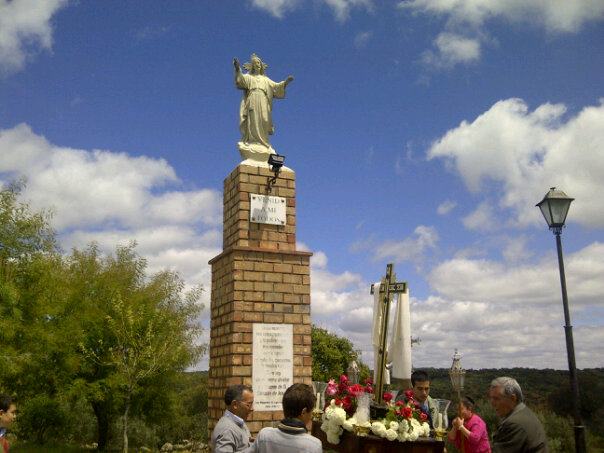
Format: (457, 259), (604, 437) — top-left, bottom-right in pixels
(208, 164), (313, 436)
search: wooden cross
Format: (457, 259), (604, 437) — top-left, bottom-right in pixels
(370, 263), (407, 404)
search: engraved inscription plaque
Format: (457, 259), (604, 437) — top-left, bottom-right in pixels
(252, 323), (294, 411)
(250, 194), (286, 225)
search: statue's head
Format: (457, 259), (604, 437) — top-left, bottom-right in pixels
(243, 53), (268, 75)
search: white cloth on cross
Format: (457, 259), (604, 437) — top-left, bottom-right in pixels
(389, 290), (412, 381)
(372, 283), (412, 384)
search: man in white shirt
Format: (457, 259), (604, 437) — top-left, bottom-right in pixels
(211, 385), (254, 453)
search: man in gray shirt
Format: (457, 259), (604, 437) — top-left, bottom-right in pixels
(489, 377), (548, 453)
(211, 385), (254, 453)
(247, 383), (322, 453)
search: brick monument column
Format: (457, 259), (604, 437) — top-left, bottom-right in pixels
(207, 164), (313, 436)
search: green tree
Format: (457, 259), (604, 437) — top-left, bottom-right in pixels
(71, 244), (204, 451)
(0, 181), (73, 398)
(311, 325), (370, 382)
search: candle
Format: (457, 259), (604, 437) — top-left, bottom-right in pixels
(316, 392), (321, 410)
(437, 413), (443, 429)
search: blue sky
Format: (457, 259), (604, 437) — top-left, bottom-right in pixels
(1, 0), (603, 371)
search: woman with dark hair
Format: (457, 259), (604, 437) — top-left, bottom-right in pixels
(447, 396), (491, 453)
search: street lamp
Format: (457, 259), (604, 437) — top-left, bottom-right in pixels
(449, 349), (465, 401)
(449, 350), (466, 450)
(536, 187), (586, 453)
(347, 360), (360, 385)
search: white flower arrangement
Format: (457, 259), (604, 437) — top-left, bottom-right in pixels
(321, 399), (348, 444)
(320, 392), (431, 444)
(367, 418), (430, 443)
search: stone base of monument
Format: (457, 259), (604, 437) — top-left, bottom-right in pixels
(208, 164), (313, 436)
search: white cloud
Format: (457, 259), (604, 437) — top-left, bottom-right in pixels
(462, 201), (497, 232)
(428, 242), (604, 307)
(250, 0), (373, 21)
(428, 98), (604, 229)
(398, 0), (604, 33)
(411, 240), (604, 369)
(399, 0), (604, 69)
(421, 32), (481, 69)
(0, 0), (67, 74)
(373, 225), (439, 263)
(249, 0), (300, 18)
(354, 31), (372, 49)
(325, 0), (373, 22)
(436, 199), (457, 215)
(0, 123), (223, 350)
(311, 250), (328, 269)
(0, 124), (222, 230)
(310, 242), (604, 370)
(501, 235), (533, 263)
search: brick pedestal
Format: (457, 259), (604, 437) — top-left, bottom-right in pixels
(208, 164), (313, 436)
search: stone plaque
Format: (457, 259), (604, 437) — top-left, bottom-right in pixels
(250, 194), (286, 225)
(252, 323), (293, 411)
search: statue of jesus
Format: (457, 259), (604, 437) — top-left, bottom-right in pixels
(234, 54), (294, 166)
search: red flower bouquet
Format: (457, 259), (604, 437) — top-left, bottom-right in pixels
(325, 374), (373, 416)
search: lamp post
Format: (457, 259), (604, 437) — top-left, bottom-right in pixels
(536, 187), (586, 453)
(448, 350), (465, 449)
(449, 349), (465, 404)
(347, 360), (360, 385)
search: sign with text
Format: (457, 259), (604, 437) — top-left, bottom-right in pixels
(252, 323), (293, 411)
(250, 194), (286, 225)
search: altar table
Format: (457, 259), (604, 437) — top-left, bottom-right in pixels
(312, 421), (445, 453)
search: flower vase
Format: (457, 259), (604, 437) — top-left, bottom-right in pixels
(432, 399), (451, 440)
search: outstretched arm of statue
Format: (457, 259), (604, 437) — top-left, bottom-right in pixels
(284, 75), (294, 86)
(233, 58), (241, 73)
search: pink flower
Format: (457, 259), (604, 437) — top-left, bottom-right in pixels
(326, 379), (338, 396)
(383, 392), (393, 403)
(339, 374), (349, 385)
(420, 412), (428, 422)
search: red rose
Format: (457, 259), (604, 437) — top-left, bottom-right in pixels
(340, 374), (349, 385)
(404, 389), (414, 400)
(348, 384), (364, 397)
(342, 395), (352, 410)
(420, 412), (428, 421)
(365, 385), (374, 394)
(383, 392), (393, 403)
(403, 407), (413, 419)
(395, 400), (405, 407)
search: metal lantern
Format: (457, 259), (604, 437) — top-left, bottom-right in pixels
(347, 360), (360, 384)
(536, 188), (585, 453)
(449, 349), (465, 393)
(536, 187), (574, 232)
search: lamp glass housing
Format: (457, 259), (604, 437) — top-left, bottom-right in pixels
(536, 187), (573, 229)
(449, 349), (465, 392)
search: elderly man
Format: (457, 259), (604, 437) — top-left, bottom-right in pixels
(489, 377), (548, 453)
(211, 385), (254, 453)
